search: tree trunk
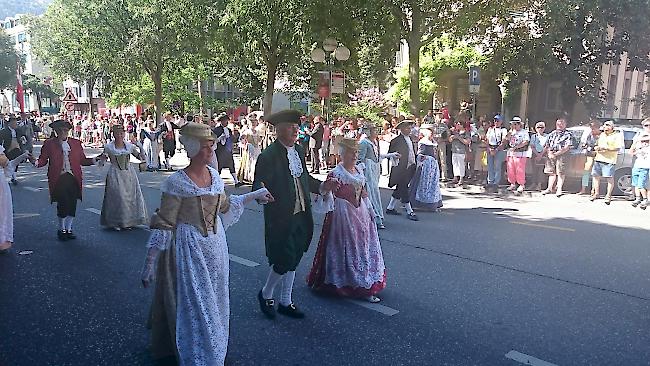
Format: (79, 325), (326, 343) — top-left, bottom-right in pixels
(197, 79), (204, 114)
(263, 57), (278, 115)
(152, 68), (163, 126)
(87, 78), (95, 121)
(406, 6), (422, 117)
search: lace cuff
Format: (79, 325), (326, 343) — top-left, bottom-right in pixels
(312, 191), (335, 214)
(220, 194), (245, 231)
(146, 229), (173, 250)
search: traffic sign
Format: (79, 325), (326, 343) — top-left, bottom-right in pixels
(469, 85), (480, 94)
(469, 66), (480, 85)
(65, 102), (74, 111)
(63, 89), (77, 102)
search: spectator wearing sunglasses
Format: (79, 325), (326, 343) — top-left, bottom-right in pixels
(630, 119), (650, 209)
(590, 120), (623, 205)
(529, 121), (548, 191)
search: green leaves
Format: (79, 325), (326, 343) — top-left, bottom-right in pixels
(0, 29), (19, 89)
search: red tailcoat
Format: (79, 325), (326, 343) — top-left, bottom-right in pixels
(36, 138), (95, 202)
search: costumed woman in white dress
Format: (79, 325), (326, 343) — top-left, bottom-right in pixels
(409, 125), (443, 211)
(358, 126), (400, 229)
(236, 117), (261, 185)
(141, 122), (273, 366)
(0, 146), (29, 253)
(100, 125), (148, 230)
(140, 121), (163, 171)
(307, 138), (386, 303)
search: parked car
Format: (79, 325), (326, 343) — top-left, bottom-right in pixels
(564, 125), (641, 195)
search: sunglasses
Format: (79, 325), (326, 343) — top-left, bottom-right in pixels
(643, 124), (650, 127)
(604, 124), (614, 127)
(535, 126), (545, 129)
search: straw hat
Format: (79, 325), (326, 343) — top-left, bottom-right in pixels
(179, 122), (215, 141)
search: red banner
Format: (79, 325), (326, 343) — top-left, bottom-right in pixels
(16, 61), (24, 113)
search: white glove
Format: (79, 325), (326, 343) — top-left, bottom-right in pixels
(241, 187), (273, 205)
(141, 247), (159, 288)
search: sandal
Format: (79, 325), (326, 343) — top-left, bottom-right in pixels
(589, 195), (600, 202)
(604, 196), (612, 205)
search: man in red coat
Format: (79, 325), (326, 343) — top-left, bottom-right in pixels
(30, 119), (106, 241)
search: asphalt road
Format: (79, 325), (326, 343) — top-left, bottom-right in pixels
(1, 144), (649, 366)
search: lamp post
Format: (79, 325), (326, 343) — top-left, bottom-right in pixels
(311, 38), (350, 122)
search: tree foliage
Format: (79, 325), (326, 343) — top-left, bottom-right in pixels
(486, 0), (650, 117)
(0, 29), (19, 89)
(389, 37), (485, 114)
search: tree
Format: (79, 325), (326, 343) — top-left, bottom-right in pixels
(216, 0), (314, 114)
(485, 0), (650, 117)
(389, 37), (485, 113)
(22, 73), (58, 112)
(28, 4), (113, 118)
(380, 0), (520, 116)
(0, 29), (19, 90)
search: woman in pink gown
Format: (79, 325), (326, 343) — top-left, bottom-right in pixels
(307, 138), (386, 303)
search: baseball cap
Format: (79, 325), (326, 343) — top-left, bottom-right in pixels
(494, 114), (504, 121)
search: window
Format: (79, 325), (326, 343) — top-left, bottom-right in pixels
(633, 73), (645, 118)
(545, 82), (562, 112)
(620, 76), (632, 118)
(17, 33), (26, 43)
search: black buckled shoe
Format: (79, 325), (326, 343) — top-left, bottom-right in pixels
(385, 208), (400, 215)
(57, 230), (68, 241)
(257, 290), (276, 319)
(277, 303), (305, 319)
(66, 231), (77, 240)
(407, 213), (419, 221)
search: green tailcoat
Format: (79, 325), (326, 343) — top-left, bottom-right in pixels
(252, 141), (322, 272)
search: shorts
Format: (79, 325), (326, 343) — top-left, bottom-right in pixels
(544, 154), (567, 175)
(632, 167), (649, 189)
(591, 161), (615, 178)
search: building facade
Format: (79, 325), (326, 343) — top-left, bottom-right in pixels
(1, 14), (59, 114)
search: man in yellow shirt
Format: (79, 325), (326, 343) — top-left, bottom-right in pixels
(591, 120), (623, 204)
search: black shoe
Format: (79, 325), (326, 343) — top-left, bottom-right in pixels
(10, 178), (17, 185)
(57, 230), (68, 241)
(385, 208), (400, 215)
(66, 231), (77, 240)
(257, 290), (276, 319)
(407, 213), (419, 221)
(277, 303), (305, 319)
(234, 182), (245, 188)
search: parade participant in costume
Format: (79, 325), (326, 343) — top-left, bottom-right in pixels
(252, 109), (338, 320)
(386, 120), (419, 221)
(99, 125), (148, 231)
(409, 125), (443, 211)
(0, 116), (27, 184)
(0, 146), (29, 253)
(30, 120), (107, 241)
(160, 112), (179, 171)
(307, 138), (386, 303)
(358, 126), (399, 229)
(140, 121), (163, 171)
(236, 116), (261, 186)
(141, 122), (273, 366)
(212, 113), (239, 185)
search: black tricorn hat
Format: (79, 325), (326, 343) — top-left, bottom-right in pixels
(216, 112), (230, 122)
(265, 109), (302, 126)
(50, 119), (73, 130)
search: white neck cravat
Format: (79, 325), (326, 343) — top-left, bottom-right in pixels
(61, 139), (73, 174)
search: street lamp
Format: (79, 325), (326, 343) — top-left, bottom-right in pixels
(311, 38), (350, 121)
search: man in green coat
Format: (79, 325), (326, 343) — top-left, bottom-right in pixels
(253, 109), (337, 319)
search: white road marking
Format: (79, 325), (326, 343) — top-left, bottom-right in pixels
(22, 187), (41, 192)
(505, 350), (558, 366)
(229, 254), (260, 267)
(345, 299), (399, 316)
(85, 208), (102, 215)
(13, 213), (40, 219)
(510, 220), (575, 232)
